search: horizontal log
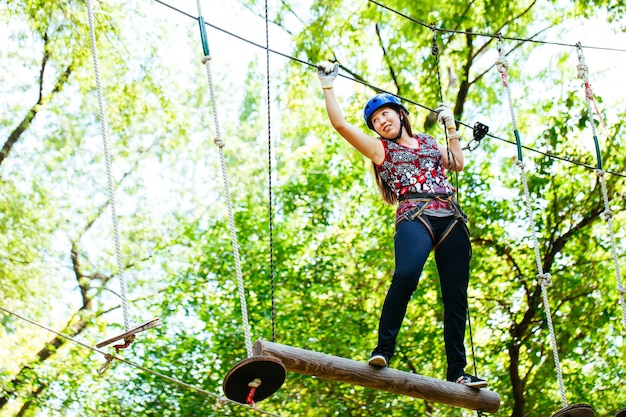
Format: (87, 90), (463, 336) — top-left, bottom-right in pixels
(253, 340), (500, 413)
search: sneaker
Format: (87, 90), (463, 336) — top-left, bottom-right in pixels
(454, 373), (488, 388)
(368, 354), (389, 367)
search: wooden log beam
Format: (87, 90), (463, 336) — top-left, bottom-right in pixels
(253, 340), (500, 413)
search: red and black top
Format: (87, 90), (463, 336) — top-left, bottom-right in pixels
(375, 134), (456, 222)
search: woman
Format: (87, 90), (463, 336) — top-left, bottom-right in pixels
(317, 61), (487, 388)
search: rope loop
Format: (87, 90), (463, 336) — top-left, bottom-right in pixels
(603, 209), (614, 222)
(595, 168), (606, 178)
(496, 33), (504, 52)
(515, 159), (526, 169)
(575, 42), (585, 61)
(537, 273), (553, 287)
(495, 47), (509, 86)
(97, 353), (115, 375)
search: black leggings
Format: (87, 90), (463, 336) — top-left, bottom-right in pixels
(372, 215), (471, 381)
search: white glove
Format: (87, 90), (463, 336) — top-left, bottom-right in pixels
(317, 61), (338, 89)
(436, 104), (456, 129)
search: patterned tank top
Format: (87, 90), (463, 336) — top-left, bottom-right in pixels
(375, 134), (455, 220)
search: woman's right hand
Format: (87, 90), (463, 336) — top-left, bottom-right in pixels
(317, 61), (338, 89)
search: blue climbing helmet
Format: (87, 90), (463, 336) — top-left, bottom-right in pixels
(363, 93), (409, 130)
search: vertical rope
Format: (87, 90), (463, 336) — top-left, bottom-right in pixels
(264, 0), (276, 343)
(496, 38), (567, 407)
(196, 1), (253, 358)
(430, 25), (444, 104)
(432, 27), (480, 403)
(85, 0), (130, 332)
(576, 44), (626, 329)
(431, 26), (460, 189)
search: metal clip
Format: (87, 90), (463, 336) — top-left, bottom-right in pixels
(464, 121), (489, 151)
(96, 317), (161, 349)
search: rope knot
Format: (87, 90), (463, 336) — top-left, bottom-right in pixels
(97, 353), (115, 375)
(214, 137), (225, 148)
(495, 55), (509, 86)
(537, 273), (552, 287)
(246, 378), (262, 409)
(576, 62), (588, 80)
(515, 160), (526, 169)
(201, 55), (212, 64)
(114, 334), (136, 352)
(495, 56), (508, 73)
(602, 209), (613, 222)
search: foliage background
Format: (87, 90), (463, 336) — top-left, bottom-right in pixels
(1, 0), (625, 416)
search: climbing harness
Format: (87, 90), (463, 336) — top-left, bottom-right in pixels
(397, 193), (469, 249)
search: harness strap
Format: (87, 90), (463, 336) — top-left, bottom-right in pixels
(396, 194), (469, 249)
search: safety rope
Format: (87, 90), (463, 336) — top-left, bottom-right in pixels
(265, 0), (277, 343)
(496, 38), (567, 407)
(576, 44), (626, 329)
(0, 306), (283, 417)
(85, 0), (130, 332)
(195, 1), (253, 358)
(431, 28), (481, 409)
(430, 25), (445, 104)
(430, 26), (461, 184)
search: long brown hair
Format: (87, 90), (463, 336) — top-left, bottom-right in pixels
(371, 107), (413, 205)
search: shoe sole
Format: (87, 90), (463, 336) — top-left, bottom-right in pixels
(368, 356), (387, 367)
(464, 381), (488, 389)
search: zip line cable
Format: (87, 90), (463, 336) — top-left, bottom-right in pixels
(368, 0), (626, 53)
(0, 306), (284, 417)
(151, 0), (626, 180)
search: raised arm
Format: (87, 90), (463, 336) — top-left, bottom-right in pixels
(318, 62), (385, 165)
(436, 105), (465, 172)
